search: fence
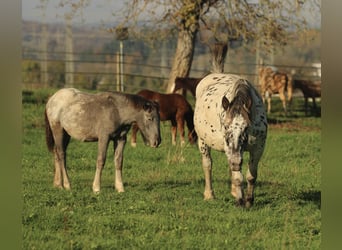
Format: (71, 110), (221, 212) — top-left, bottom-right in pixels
(22, 49), (321, 93)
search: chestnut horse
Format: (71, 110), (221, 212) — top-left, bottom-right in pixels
(131, 89), (197, 147)
(45, 88), (161, 193)
(173, 77), (202, 97)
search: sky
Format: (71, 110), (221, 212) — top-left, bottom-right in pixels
(22, 0), (125, 24)
(22, 0), (321, 28)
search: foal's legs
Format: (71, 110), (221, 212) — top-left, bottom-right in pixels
(130, 123), (139, 147)
(92, 136), (109, 193)
(52, 126), (71, 189)
(113, 135), (126, 192)
(176, 114), (185, 146)
(199, 138), (214, 200)
(170, 119), (177, 145)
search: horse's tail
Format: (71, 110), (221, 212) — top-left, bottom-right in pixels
(184, 105), (198, 143)
(45, 109), (55, 152)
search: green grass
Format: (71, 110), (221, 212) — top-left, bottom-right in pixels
(22, 95), (321, 249)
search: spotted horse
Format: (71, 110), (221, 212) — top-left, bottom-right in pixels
(194, 73), (268, 207)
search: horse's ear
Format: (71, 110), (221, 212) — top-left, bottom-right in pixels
(222, 96), (230, 110)
(243, 97), (252, 113)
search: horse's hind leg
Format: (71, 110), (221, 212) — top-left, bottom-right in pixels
(171, 120), (177, 146)
(279, 90), (287, 115)
(265, 91), (271, 114)
(176, 115), (185, 146)
(53, 126), (71, 189)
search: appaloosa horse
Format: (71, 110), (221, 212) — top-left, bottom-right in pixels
(194, 73), (267, 207)
(45, 88), (161, 193)
(259, 67), (293, 114)
(131, 89), (197, 147)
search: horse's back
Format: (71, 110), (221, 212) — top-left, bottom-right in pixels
(46, 88), (82, 120)
(195, 74), (243, 151)
(46, 88), (120, 141)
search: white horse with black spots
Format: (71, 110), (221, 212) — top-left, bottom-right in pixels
(194, 73), (267, 207)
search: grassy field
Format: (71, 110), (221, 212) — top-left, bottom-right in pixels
(22, 90), (321, 249)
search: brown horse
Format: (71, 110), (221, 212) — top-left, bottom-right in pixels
(293, 79), (321, 115)
(45, 88), (161, 193)
(259, 67), (293, 114)
(131, 89), (197, 146)
(173, 77), (202, 97)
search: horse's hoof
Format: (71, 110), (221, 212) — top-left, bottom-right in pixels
(203, 191), (215, 200)
(245, 198), (254, 208)
(235, 198), (245, 207)
(131, 142), (137, 147)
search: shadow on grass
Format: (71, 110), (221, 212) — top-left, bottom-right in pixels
(296, 190), (321, 209)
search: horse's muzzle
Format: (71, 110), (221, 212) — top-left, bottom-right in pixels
(150, 137), (161, 148)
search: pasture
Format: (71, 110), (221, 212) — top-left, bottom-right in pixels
(22, 89), (321, 249)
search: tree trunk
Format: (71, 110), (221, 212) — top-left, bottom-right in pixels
(166, 28), (198, 93)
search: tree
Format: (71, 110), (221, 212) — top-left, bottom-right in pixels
(112, 0), (320, 92)
(54, 0), (321, 91)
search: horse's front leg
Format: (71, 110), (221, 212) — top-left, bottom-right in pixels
(227, 152), (244, 206)
(92, 137), (109, 193)
(113, 135), (127, 193)
(245, 147), (263, 208)
(130, 123), (139, 147)
(199, 138), (214, 200)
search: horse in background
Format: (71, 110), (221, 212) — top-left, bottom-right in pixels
(173, 77), (202, 98)
(45, 88), (161, 193)
(293, 79), (321, 115)
(131, 89), (197, 147)
(259, 67), (293, 115)
(194, 73), (267, 208)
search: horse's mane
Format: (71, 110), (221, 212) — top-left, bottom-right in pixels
(228, 80), (253, 125)
(106, 91), (151, 110)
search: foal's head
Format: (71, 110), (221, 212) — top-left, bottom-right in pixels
(133, 97), (161, 148)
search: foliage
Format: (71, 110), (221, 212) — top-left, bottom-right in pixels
(22, 91), (321, 249)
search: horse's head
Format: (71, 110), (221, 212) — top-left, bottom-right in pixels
(221, 95), (251, 163)
(137, 100), (161, 148)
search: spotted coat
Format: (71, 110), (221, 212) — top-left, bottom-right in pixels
(194, 73), (267, 207)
